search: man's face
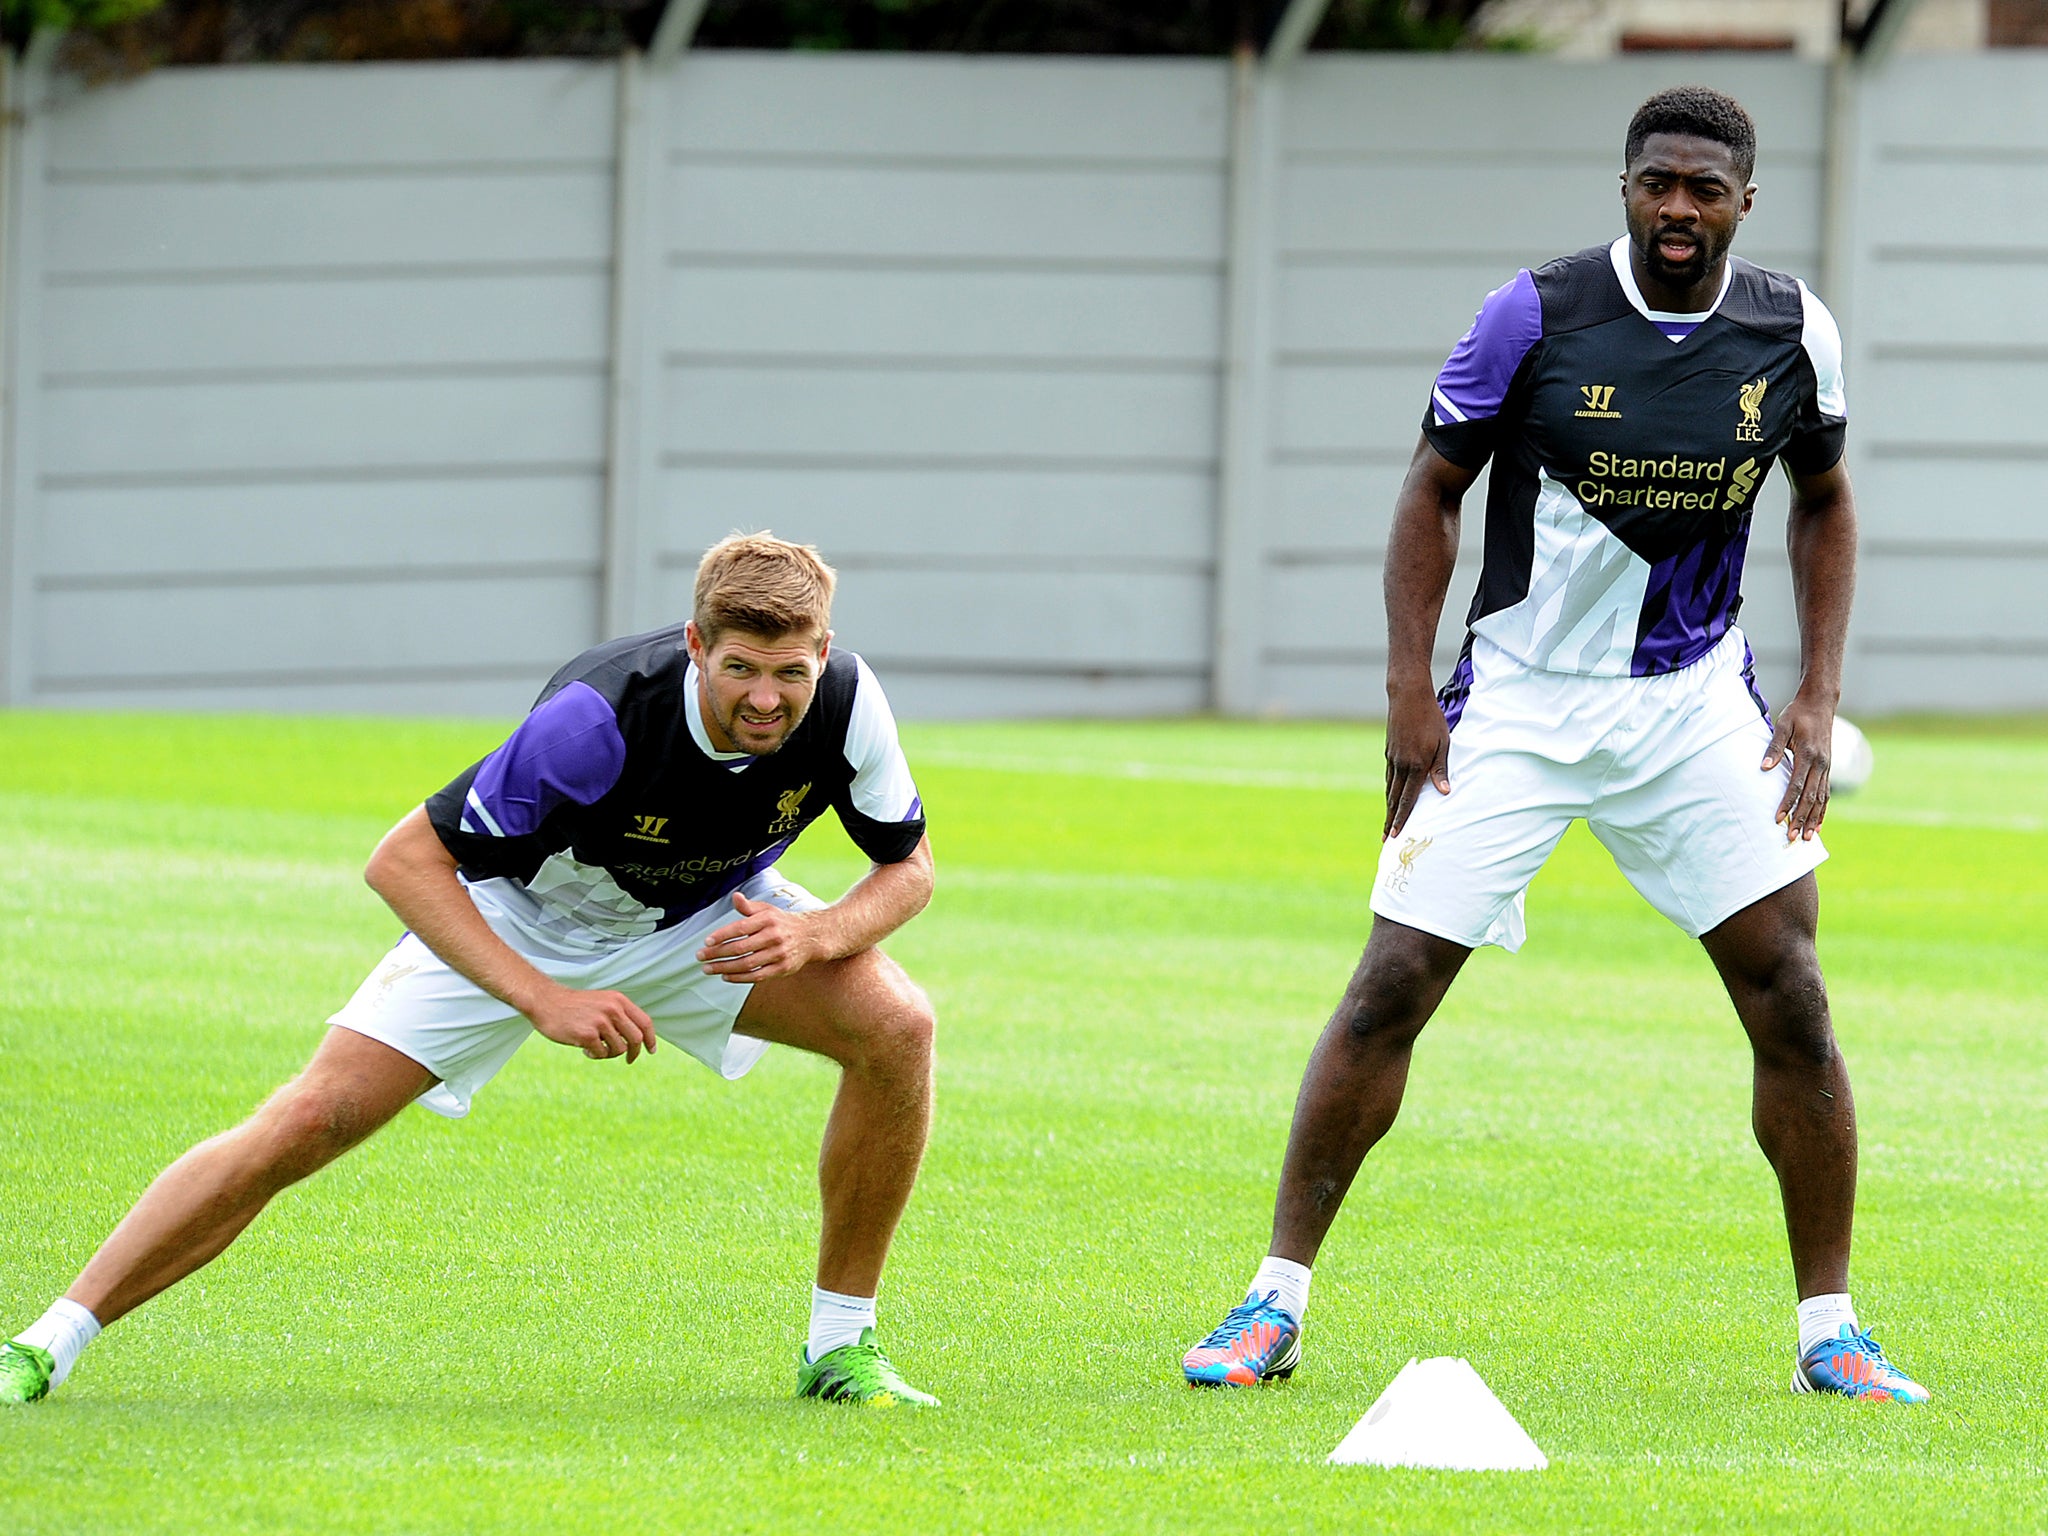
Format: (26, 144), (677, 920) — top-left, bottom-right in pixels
(1621, 132), (1754, 295)
(685, 623), (830, 757)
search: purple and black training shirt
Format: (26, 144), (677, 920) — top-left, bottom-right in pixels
(1423, 236), (1847, 679)
(425, 626), (923, 951)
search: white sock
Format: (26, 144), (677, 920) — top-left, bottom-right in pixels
(13, 1299), (101, 1389)
(807, 1286), (877, 1364)
(1247, 1256), (1311, 1323)
(1797, 1292), (1859, 1356)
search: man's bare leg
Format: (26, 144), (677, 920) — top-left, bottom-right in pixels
(735, 948), (935, 1299)
(1182, 916), (1469, 1386)
(1269, 917), (1472, 1265)
(70, 1027), (433, 1325)
(1698, 874), (1855, 1301)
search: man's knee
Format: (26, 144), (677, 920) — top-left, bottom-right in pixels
(1750, 958), (1836, 1069)
(817, 953), (935, 1074)
(859, 969), (936, 1072)
(1340, 925), (1461, 1048)
(246, 1076), (389, 1184)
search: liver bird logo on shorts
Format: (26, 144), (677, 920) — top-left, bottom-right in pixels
(1736, 376), (1768, 442)
(374, 961), (419, 997)
(767, 782), (812, 835)
(1388, 836), (1433, 894)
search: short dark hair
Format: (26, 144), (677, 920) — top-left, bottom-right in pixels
(1625, 86), (1757, 182)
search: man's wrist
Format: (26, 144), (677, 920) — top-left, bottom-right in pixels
(1386, 665), (1437, 701)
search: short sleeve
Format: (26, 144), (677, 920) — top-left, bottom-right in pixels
(1783, 280), (1848, 477)
(425, 680), (627, 878)
(1421, 268), (1544, 470)
(833, 656), (925, 864)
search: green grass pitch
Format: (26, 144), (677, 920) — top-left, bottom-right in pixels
(0, 710), (2042, 1533)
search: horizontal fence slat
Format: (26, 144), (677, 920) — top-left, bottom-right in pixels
(1284, 56), (1826, 158)
(1861, 357), (2048, 449)
(44, 374), (606, 478)
(46, 172), (612, 276)
(667, 266), (1220, 364)
(1857, 550), (2048, 644)
(40, 477), (604, 581)
(1864, 55), (2048, 153)
(657, 467), (1214, 565)
(1877, 163), (2048, 253)
(665, 163), (1221, 265)
(37, 575), (600, 685)
(663, 365), (1217, 465)
(44, 272), (608, 375)
(47, 60), (616, 172)
(665, 53), (1228, 163)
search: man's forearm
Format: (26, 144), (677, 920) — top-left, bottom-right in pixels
(365, 807), (558, 1017)
(1786, 472), (1858, 702)
(806, 837), (934, 961)
(1384, 448), (1467, 696)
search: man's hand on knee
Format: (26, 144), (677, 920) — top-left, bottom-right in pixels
(525, 983), (658, 1062)
(697, 893), (821, 983)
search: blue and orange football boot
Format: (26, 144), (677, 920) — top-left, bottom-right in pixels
(1182, 1289), (1301, 1388)
(1792, 1325), (1930, 1403)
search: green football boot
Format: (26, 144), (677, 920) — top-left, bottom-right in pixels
(0, 1341), (54, 1405)
(796, 1328), (939, 1409)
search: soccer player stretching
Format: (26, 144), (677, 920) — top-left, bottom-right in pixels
(4, 534), (943, 1408)
(1183, 87), (1925, 1403)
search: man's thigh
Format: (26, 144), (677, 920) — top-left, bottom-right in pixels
(1371, 743), (1584, 954)
(1590, 714), (1826, 940)
(734, 947), (927, 1066)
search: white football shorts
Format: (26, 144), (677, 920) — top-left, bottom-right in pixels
(329, 868), (825, 1118)
(1372, 626), (1825, 952)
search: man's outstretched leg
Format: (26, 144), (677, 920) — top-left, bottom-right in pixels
(736, 947), (938, 1407)
(1701, 875), (1926, 1403)
(0, 1028), (431, 1403)
(1183, 919), (1470, 1387)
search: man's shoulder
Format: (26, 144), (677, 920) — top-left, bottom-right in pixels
(1525, 245), (1633, 337)
(1719, 256), (1812, 340)
(537, 623), (693, 710)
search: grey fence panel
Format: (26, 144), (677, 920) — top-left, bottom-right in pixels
(1848, 53), (2048, 712)
(24, 58), (616, 715)
(649, 52), (1229, 718)
(1264, 54), (1829, 713)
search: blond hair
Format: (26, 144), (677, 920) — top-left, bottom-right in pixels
(692, 532), (836, 646)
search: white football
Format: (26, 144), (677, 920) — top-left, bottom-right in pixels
(1830, 715), (1875, 795)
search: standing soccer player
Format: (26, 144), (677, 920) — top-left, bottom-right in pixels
(3, 533), (944, 1409)
(1181, 87), (1926, 1402)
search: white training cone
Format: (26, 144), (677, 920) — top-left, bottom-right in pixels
(1327, 1356), (1548, 1471)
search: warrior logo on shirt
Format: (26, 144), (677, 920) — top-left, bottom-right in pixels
(767, 783), (812, 836)
(1575, 384), (1621, 419)
(624, 814), (671, 844)
(1736, 376), (1768, 442)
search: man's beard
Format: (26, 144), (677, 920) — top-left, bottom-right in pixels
(719, 702), (794, 755)
(1639, 225), (1720, 289)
